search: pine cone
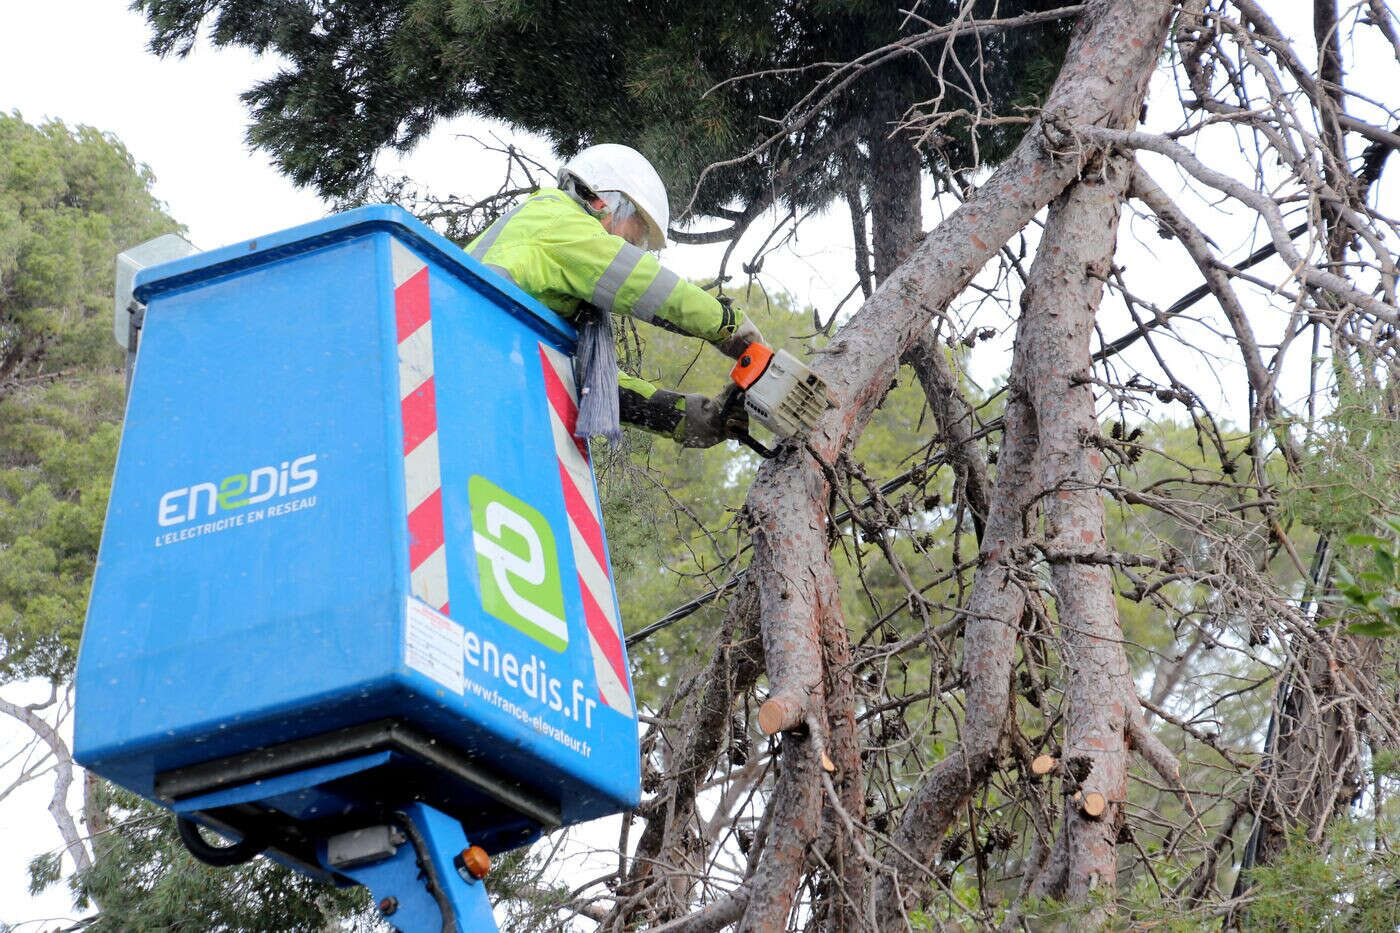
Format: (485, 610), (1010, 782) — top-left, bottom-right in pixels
(1065, 755), (1093, 784)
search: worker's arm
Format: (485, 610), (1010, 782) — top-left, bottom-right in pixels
(540, 210), (760, 353)
(616, 372), (739, 448)
(617, 373), (681, 436)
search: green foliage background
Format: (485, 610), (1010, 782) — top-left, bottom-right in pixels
(0, 112), (388, 931)
(0, 113), (178, 681)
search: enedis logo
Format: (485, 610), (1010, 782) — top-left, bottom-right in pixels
(157, 454), (318, 527)
(469, 475), (568, 652)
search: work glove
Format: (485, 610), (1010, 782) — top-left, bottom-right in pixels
(674, 385), (749, 448)
(716, 315), (766, 360)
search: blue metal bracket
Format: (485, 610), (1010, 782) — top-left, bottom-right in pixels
(320, 802), (498, 933)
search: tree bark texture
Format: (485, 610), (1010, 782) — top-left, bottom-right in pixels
(1251, 632), (1379, 866)
(842, 148), (874, 299)
(735, 730), (825, 933)
(815, 576), (868, 933)
(744, 464), (856, 932)
(1022, 156), (1136, 902)
(868, 115), (923, 283)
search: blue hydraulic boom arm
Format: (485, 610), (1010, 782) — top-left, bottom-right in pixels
(319, 804), (497, 933)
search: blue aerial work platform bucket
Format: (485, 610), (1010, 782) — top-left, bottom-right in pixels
(75, 206), (641, 929)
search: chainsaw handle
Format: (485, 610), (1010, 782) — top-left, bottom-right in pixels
(718, 382), (746, 419)
(718, 384), (778, 459)
(734, 431), (779, 459)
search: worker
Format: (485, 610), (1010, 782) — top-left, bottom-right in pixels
(465, 143), (763, 448)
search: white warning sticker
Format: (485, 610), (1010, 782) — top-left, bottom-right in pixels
(404, 598), (464, 694)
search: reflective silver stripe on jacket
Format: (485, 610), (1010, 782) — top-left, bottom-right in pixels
(631, 267), (679, 323)
(468, 202), (527, 259)
(591, 241), (645, 313)
(484, 263), (517, 285)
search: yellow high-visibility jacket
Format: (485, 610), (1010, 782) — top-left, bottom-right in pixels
(465, 188), (745, 409)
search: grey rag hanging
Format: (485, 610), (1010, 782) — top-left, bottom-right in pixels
(572, 305), (623, 446)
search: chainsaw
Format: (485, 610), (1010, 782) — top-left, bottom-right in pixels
(721, 342), (833, 458)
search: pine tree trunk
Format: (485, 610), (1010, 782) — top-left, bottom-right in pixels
(867, 114), (923, 284)
(82, 771), (110, 914)
(1250, 633), (1377, 866)
(1020, 155), (1136, 905)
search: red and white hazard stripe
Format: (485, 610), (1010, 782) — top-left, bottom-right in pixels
(538, 344), (633, 717)
(393, 241), (449, 614)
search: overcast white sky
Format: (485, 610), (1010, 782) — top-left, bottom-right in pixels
(0, 0), (863, 311)
(1, 0), (1393, 928)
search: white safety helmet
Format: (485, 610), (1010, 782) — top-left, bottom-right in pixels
(558, 143), (670, 251)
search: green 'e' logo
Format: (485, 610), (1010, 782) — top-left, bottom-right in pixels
(468, 475), (568, 652)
